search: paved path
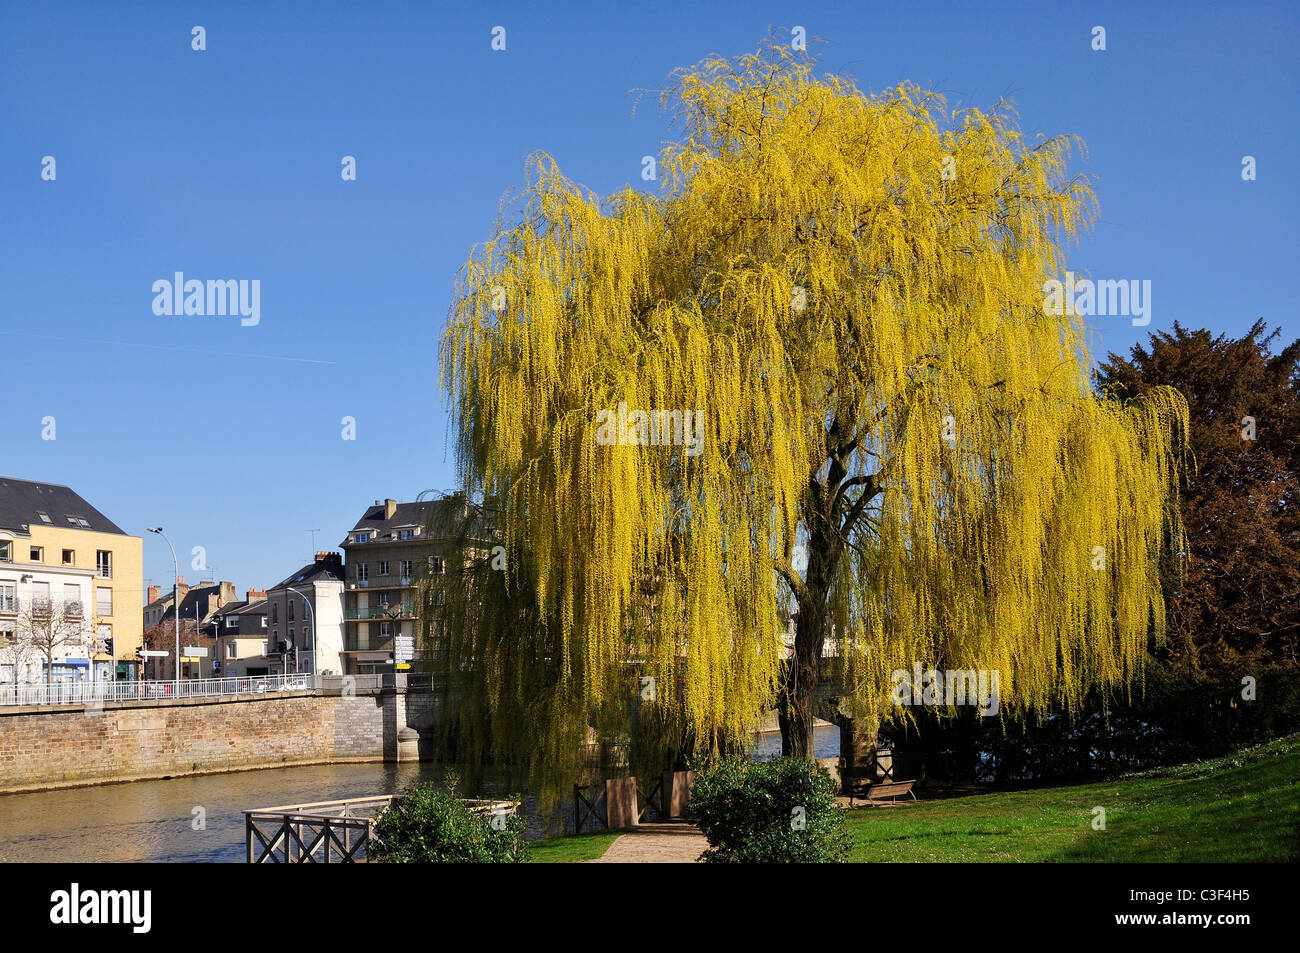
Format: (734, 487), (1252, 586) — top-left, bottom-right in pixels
(587, 822), (709, 863)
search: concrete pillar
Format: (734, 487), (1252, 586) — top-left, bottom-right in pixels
(395, 727), (420, 762)
(840, 718), (879, 795)
(662, 770), (696, 818)
(604, 776), (640, 829)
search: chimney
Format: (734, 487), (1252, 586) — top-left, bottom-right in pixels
(147, 585), (161, 605)
(385, 498), (397, 519)
(315, 551), (344, 572)
(247, 588), (266, 602)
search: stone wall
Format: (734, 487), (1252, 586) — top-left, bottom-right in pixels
(0, 686), (434, 793)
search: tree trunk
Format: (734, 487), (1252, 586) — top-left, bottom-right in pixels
(778, 586), (828, 760)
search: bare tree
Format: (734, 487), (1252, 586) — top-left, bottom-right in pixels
(17, 598), (89, 691)
(0, 629), (35, 697)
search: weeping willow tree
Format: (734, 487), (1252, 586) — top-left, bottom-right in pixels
(434, 42), (1187, 800)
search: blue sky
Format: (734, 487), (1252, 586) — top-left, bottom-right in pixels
(1, 0), (1295, 599)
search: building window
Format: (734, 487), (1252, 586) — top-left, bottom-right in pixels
(397, 529), (414, 541)
(226, 642), (237, 659)
(30, 546), (43, 562)
(379, 561), (389, 576)
(378, 592), (390, 607)
(96, 624), (112, 654)
(62, 549), (75, 565)
(0, 541), (10, 563)
(96, 551), (112, 578)
(63, 584), (81, 616)
(0, 583), (15, 612)
(399, 559), (412, 579)
(262, 641), (269, 656)
(379, 621), (391, 637)
(357, 564), (368, 583)
(428, 556), (445, 575)
(96, 588), (112, 616)
(354, 532), (371, 544)
(261, 617), (267, 629)
(271, 604), (278, 624)
(36, 511), (52, 524)
(226, 616), (239, 629)
(288, 600), (295, 621)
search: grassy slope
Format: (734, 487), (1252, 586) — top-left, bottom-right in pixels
(847, 733), (1300, 862)
(525, 830), (621, 863)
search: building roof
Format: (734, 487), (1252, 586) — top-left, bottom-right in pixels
(0, 476), (129, 536)
(269, 558), (345, 592)
(342, 493), (496, 545)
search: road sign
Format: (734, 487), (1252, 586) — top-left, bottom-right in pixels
(183, 646), (209, 658)
(394, 636), (415, 663)
(396, 663), (411, 671)
(141, 650), (169, 658)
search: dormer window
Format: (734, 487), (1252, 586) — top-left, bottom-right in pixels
(37, 511), (52, 524)
(355, 532), (372, 544)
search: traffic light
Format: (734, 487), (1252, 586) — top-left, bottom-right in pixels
(104, 637), (114, 655)
(135, 646), (143, 660)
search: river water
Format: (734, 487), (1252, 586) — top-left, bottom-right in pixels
(0, 726), (839, 863)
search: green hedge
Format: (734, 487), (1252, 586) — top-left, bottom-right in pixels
(369, 781), (525, 863)
(690, 757), (851, 863)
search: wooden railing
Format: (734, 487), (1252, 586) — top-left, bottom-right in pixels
(244, 794), (520, 863)
(245, 796), (395, 863)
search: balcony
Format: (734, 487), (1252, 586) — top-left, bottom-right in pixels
(0, 599), (85, 619)
(344, 604), (416, 621)
(343, 634), (394, 653)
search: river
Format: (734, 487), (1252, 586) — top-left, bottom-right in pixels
(0, 726), (839, 862)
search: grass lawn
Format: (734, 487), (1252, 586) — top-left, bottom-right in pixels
(525, 830), (622, 863)
(847, 732), (1300, 862)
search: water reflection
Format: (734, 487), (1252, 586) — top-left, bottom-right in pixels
(0, 762), (446, 863)
(0, 726), (839, 863)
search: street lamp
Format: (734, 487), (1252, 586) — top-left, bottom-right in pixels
(285, 587), (316, 685)
(146, 528), (180, 694)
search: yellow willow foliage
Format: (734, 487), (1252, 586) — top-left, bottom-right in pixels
(437, 43), (1187, 802)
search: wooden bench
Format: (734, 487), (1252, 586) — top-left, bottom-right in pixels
(852, 779), (917, 807)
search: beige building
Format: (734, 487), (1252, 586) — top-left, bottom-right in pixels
(340, 494), (496, 675)
(0, 476), (144, 683)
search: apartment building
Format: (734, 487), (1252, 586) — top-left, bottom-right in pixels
(0, 476), (143, 684)
(142, 579), (238, 679)
(199, 589), (270, 677)
(339, 494), (496, 676)
(265, 553), (345, 677)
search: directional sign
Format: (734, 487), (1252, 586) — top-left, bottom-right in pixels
(141, 650), (170, 658)
(394, 637), (414, 663)
(183, 646), (209, 658)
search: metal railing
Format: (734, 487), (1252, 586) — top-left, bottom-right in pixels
(343, 605), (415, 621)
(0, 672), (318, 707)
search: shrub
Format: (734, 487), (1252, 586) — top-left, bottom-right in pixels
(690, 757), (851, 863)
(369, 780), (525, 863)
